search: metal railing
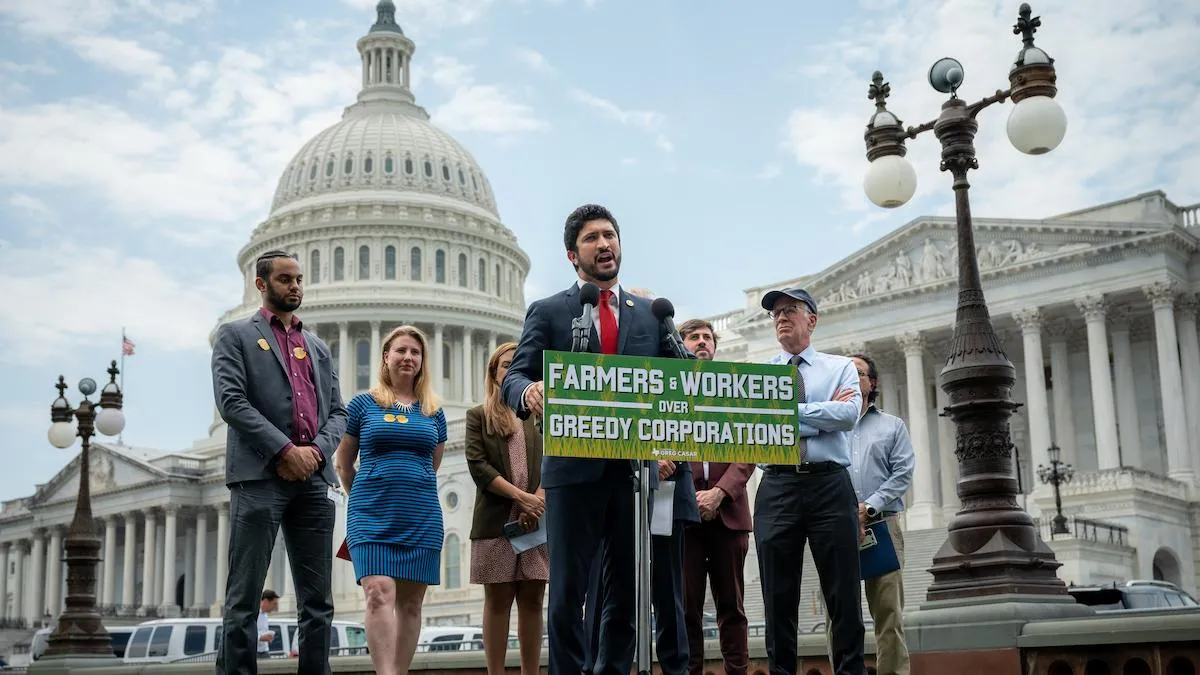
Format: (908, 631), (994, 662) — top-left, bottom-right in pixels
(1035, 515), (1129, 546)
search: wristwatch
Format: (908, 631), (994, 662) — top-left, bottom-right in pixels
(865, 505), (879, 519)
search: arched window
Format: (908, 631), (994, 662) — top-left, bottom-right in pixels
(495, 263), (501, 296)
(309, 250), (320, 284)
(435, 250), (446, 283)
(457, 253), (467, 287)
(358, 245), (370, 280)
(364, 155), (374, 174)
(384, 246), (396, 280)
(444, 534), (461, 589)
(410, 247), (422, 281)
(404, 158), (414, 175)
(355, 339), (371, 392)
(423, 160), (433, 178)
(477, 259), (486, 292)
(333, 247), (345, 281)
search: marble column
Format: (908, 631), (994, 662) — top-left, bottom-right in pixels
(338, 322), (352, 402)
(1014, 308), (1053, 475)
(1076, 296), (1120, 469)
(877, 355), (902, 416)
(0, 543), (8, 620)
(102, 518), (118, 607)
(10, 543), (25, 622)
(487, 332), (497, 359)
(122, 513), (138, 609)
(461, 329), (474, 402)
(193, 508), (208, 611)
(934, 382), (959, 520)
(369, 321), (382, 388)
(1046, 319), (1078, 466)
(897, 332), (937, 529)
(45, 527), (62, 617)
(1175, 295), (1200, 480)
(433, 324), (445, 387)
(141, 509), (157, 611)
(182, 523), (196, 612)
(161, 506), (179, 613)
(1144, 282), (1192, 483)
(28, 529), (45, 621)
(1108, 305), (1143, 468)
(213, 503), (230, 615)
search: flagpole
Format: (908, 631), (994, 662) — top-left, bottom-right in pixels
(119, 327), (126, 445)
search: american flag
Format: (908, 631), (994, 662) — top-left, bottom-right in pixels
(122, 336), (136, 356)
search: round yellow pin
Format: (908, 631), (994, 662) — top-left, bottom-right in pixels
(257, 338), (271, 351)
(293, 346), (308, 360)
(395, 415), (408, 424)
(383, 413), (396, 422)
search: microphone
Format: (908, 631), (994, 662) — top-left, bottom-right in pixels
(572, 282), (600, 353)
(651, 297), (694, 360)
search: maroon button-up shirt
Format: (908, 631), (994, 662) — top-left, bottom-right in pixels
(260, 307), (322, 461)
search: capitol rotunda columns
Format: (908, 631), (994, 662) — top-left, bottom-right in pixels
(1108, 305), (1143, 468)
(141, 508), (157, 612)
(102, 517), (119, 607)
(897, 331), (937, 529)
(213, 503), (230, 616)
(1045, 318), (1078, 467)
(1077, 296), (1121, 470)
(1013, 308), (1052, 475)
(1144, 281), (1192, 483)
(1175, 295), (1200, 480)
(122, 512), (138, 610)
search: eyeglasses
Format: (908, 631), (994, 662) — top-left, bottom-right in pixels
(767, 305), (805, 320)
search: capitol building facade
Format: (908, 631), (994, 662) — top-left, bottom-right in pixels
(3, 0), (1200, 635)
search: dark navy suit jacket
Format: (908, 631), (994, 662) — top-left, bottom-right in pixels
(502, 280), (695, 517)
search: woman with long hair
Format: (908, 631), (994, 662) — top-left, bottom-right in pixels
(465, 342), (548, 675)
(334, 325), (447, 675)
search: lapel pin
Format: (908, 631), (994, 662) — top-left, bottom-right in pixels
(293, 346), (308, 360)
(395, 414), (408, 424)
(383, 413), (396, 422)
(257, 338), (271, 351)
(625, 299), (634, 307)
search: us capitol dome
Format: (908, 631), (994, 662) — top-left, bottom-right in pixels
(208, 0), (530, 437)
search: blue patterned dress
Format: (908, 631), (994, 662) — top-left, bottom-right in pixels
(345, 393), (448, 585)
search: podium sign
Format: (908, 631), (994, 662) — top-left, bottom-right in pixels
(541, 350), (802, 464)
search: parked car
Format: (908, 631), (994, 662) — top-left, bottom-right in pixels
(29, 624), (136, 661)
(123, 617), (367, 664)
(1067, 580), (1199, 611)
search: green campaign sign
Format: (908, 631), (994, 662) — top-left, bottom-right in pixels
(541, 350), (802, 464)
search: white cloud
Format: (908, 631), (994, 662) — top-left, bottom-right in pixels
(514, 48), (553, 73)
(781, 0), (1200, 232)
(69, 35), (174, 83)
(571, 89), (673, 153)
(0, 242), (237, 365)
(7, 192), (52, 219)
(340, 0), (496, 30)
(426, 56), (548, 135)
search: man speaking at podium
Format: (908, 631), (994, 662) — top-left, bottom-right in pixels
(502, 204), (681, 675)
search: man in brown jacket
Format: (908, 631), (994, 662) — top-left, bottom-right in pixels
(677, 319), (756, 675)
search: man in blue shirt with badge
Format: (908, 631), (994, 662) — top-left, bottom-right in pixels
(825, 353), (914, 675)
(754, 286), (865, 675)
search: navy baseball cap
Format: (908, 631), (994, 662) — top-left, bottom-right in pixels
(761, 286), (818, 314)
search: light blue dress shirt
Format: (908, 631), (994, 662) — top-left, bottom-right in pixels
(850, 405), (916, 513)
(764, 345), (861, 467)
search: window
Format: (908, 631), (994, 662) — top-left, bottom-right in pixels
(182, 626), (206, 655)
(148, 626), (173, 658)
(364, 155), (374, 174)
(358, 245), (370, 280)
(435, 250), (446, 283)
(442, 344), (451, 378)
(442, 164), (451, 181)
(424, 160), (433, 178)
(457, 253), (467, 287)
(325, 159), (334, 177)
(268, 624), (283, 653)
(446, 492), (459, 509)
(495, 263), (501, 296)
(405, 158), (414, 175)
(344, 157), (353, 175)
(444, 534), (461, 589)
(478, 259), (486, 292)
(126, 628), (151, 659)
(458, 168), (466, 185)
(309, 163), (318, 180)
(356, 339), (371, 391)
(385, 246), (396, 279)
(309, 250), (320, 284)
(333, 246), (345, 281)
(384, 156), (394, 174)
(410, 247), (422, 281)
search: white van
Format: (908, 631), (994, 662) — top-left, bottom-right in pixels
(29, 624), (137, 661)
(122, 617), (367, 664)
(416, 626), (483, 652)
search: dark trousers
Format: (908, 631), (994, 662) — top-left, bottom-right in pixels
(546, 464), (636, 675)
(755, 467), (864, 675)
(683, 521), (749, 675)
(217, 477), (336, 675)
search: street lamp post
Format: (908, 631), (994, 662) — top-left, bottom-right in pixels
(862, 3), (1071, 601)
(1037, 443), (1075, 537)
(42, 361), (126, 660)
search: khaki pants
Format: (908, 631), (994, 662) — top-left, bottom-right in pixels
(824, 515), (909, 675)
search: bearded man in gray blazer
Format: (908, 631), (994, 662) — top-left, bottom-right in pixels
(211, 250), (346, 675)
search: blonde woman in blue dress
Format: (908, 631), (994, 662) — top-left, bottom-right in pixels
(334, 325), (447, 675)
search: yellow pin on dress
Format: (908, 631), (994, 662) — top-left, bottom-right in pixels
(257, 338), (271, 351)
(394, 415), (408, 424)
(293, 346), (308, 360)
(383, 413), (396, 422)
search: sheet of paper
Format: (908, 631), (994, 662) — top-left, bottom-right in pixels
(508, 517), (547, 554)
(650, 481), (675, 536)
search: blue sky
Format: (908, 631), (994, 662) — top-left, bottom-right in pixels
(0, 0), (1196, 501)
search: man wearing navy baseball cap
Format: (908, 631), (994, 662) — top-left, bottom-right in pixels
(752, 286), (866, 675)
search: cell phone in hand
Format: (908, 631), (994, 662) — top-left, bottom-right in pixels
(503, 519), (537, 539)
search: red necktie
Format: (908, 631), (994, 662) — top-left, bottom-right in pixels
(599, 289), (618, 354)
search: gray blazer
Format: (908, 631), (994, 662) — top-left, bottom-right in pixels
(211, 310), (346, 486)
